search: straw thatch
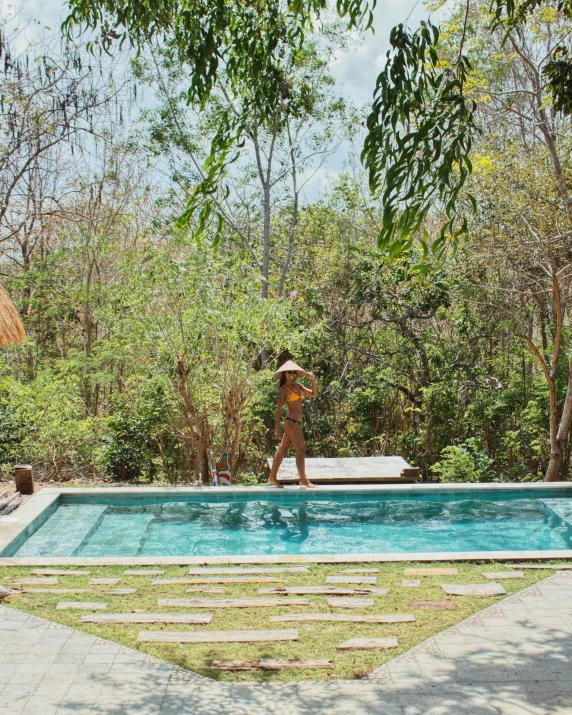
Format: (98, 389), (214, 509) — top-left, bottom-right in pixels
(0, 284), (25, 347)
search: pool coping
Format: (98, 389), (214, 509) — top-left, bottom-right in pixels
(1, 482), (572, 565)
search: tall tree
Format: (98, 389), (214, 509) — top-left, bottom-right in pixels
(133, 37), (355, 298)
(0, 21), (127, 270)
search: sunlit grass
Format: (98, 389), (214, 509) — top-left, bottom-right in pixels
(0, 562), (556, 682)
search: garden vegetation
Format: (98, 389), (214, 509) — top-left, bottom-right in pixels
(1, 0), (572, 484)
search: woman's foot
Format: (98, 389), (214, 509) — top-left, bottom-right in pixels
(268, 477), (284, 488)
(299, 479), (316, 488)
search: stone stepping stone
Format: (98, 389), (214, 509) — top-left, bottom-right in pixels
(337, 638), (398, 651)
(506, 563), (572, 569)
(57, 602), (108, 610)
(158, 597), (310, 608)
(152, 577), (287, 585)
(404, 568), (458, 576)
(326, 576), (377, 585)
(441, 583), (506, 596)
(340, 569), (380, 574)
(327, 597), (374, 609)
(90, 579), (119, 586)
(19, 589), (95, 594)
(137, 629), (299, 643)
(482, 571), (524, 579)
(124, 570), (165, 576)
(408, 600), (458, 611)
(0, 585), (10, 599)
(270, 613), (415, 623)
(185, 587), (226, 594)
(402, 580), (421, 587)
(187, 567), (309, 575)
(260, 587), (388, 596)
(80, 613), (212, 624)
(31, 569), (90, 576)
(103, 589), (138, 595)
(211, 658), (332, 670)
(13, 578), (58, 585)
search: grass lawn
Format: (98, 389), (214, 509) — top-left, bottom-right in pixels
(0, 562), (560, 682)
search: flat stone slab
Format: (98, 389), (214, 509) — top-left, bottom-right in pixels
(340, 568), (380, 574)
(211, 658), (332, 670)
(12, 577), (58, 585)
(80, 613), (212, 624)
(337, 637), (398, 650)
(327, 597), (374, 609)
(56, 601), (108, 610)
(408, 599), (458, 610)
(506, 563), (572, 569)
(482, 571), (524, 579)
(187, 567), (309, 575)
(31, 569), (90, 576)
(402, 580), (421, 587)
(326, 576), (377, 584)
(270, 456), (420, 483)
(89, 578), (119, 585)
(185, 587), (226, 593)
(441, 582), (506, 596)
(103, 589), (138, 595)
(124, 570), (165, 575)
(152, 577), (287, 585)
(269, 613), (415, 623)
(158, 598), (310, 608)
(137, 629), (299, 643)
(18, 588), (95, 594)
(404, 568), (458, 576)
(259, 587), (388, 596)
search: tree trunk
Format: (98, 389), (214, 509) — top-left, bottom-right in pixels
(545, 355), (572, 481)
(261, 183), (271, 299)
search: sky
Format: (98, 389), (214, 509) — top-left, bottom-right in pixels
(9, 0), (437, 199)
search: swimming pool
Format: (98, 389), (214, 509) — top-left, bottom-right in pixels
(3, 485), (572, 559)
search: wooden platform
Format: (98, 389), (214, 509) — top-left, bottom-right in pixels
(268, 456), (421, 484)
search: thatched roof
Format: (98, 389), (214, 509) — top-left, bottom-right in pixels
(0, 284), (25, 347)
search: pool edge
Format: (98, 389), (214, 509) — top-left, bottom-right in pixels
(2, 549), (572, 566)
(0, 490), (60, 558)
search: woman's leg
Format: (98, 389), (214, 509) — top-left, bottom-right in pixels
(284, 421), (315, 488)
(268, 431), (293, 487)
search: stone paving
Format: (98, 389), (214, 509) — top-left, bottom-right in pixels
(1, 572), (572, 714)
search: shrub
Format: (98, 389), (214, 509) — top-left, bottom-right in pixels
(431, 441), (491, 483)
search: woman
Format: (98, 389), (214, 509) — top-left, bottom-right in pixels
(269, 360), (318, 488)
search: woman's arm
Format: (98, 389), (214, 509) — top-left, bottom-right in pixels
(275, 389), (286, 439)
(299, 371), (318, 397)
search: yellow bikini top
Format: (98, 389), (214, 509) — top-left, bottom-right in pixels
(284, 384), (304, 402)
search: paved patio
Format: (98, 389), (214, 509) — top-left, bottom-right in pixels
(1, 572), (572, 714)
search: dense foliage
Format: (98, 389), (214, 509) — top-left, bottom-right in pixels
(1, 1), (572, 483)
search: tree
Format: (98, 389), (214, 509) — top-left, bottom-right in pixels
(442, 1), (572, 481)
(62, 0), (572, 260)
(133, 35), (355, 299)
(0, 20), (127, 271)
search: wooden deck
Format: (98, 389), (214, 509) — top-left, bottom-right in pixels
(267, 456), (422, 485)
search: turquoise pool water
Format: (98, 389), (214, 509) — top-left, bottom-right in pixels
(11, 489), (572, 557)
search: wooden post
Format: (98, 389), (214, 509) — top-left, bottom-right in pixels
(14, 465), (34, 495)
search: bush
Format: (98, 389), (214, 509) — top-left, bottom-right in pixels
(431, 441), (492, 483)
(0, 371), (105, 480)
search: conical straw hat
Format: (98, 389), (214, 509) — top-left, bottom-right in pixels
(0, 285), (25, 347)
(274, 359), (304, 379)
